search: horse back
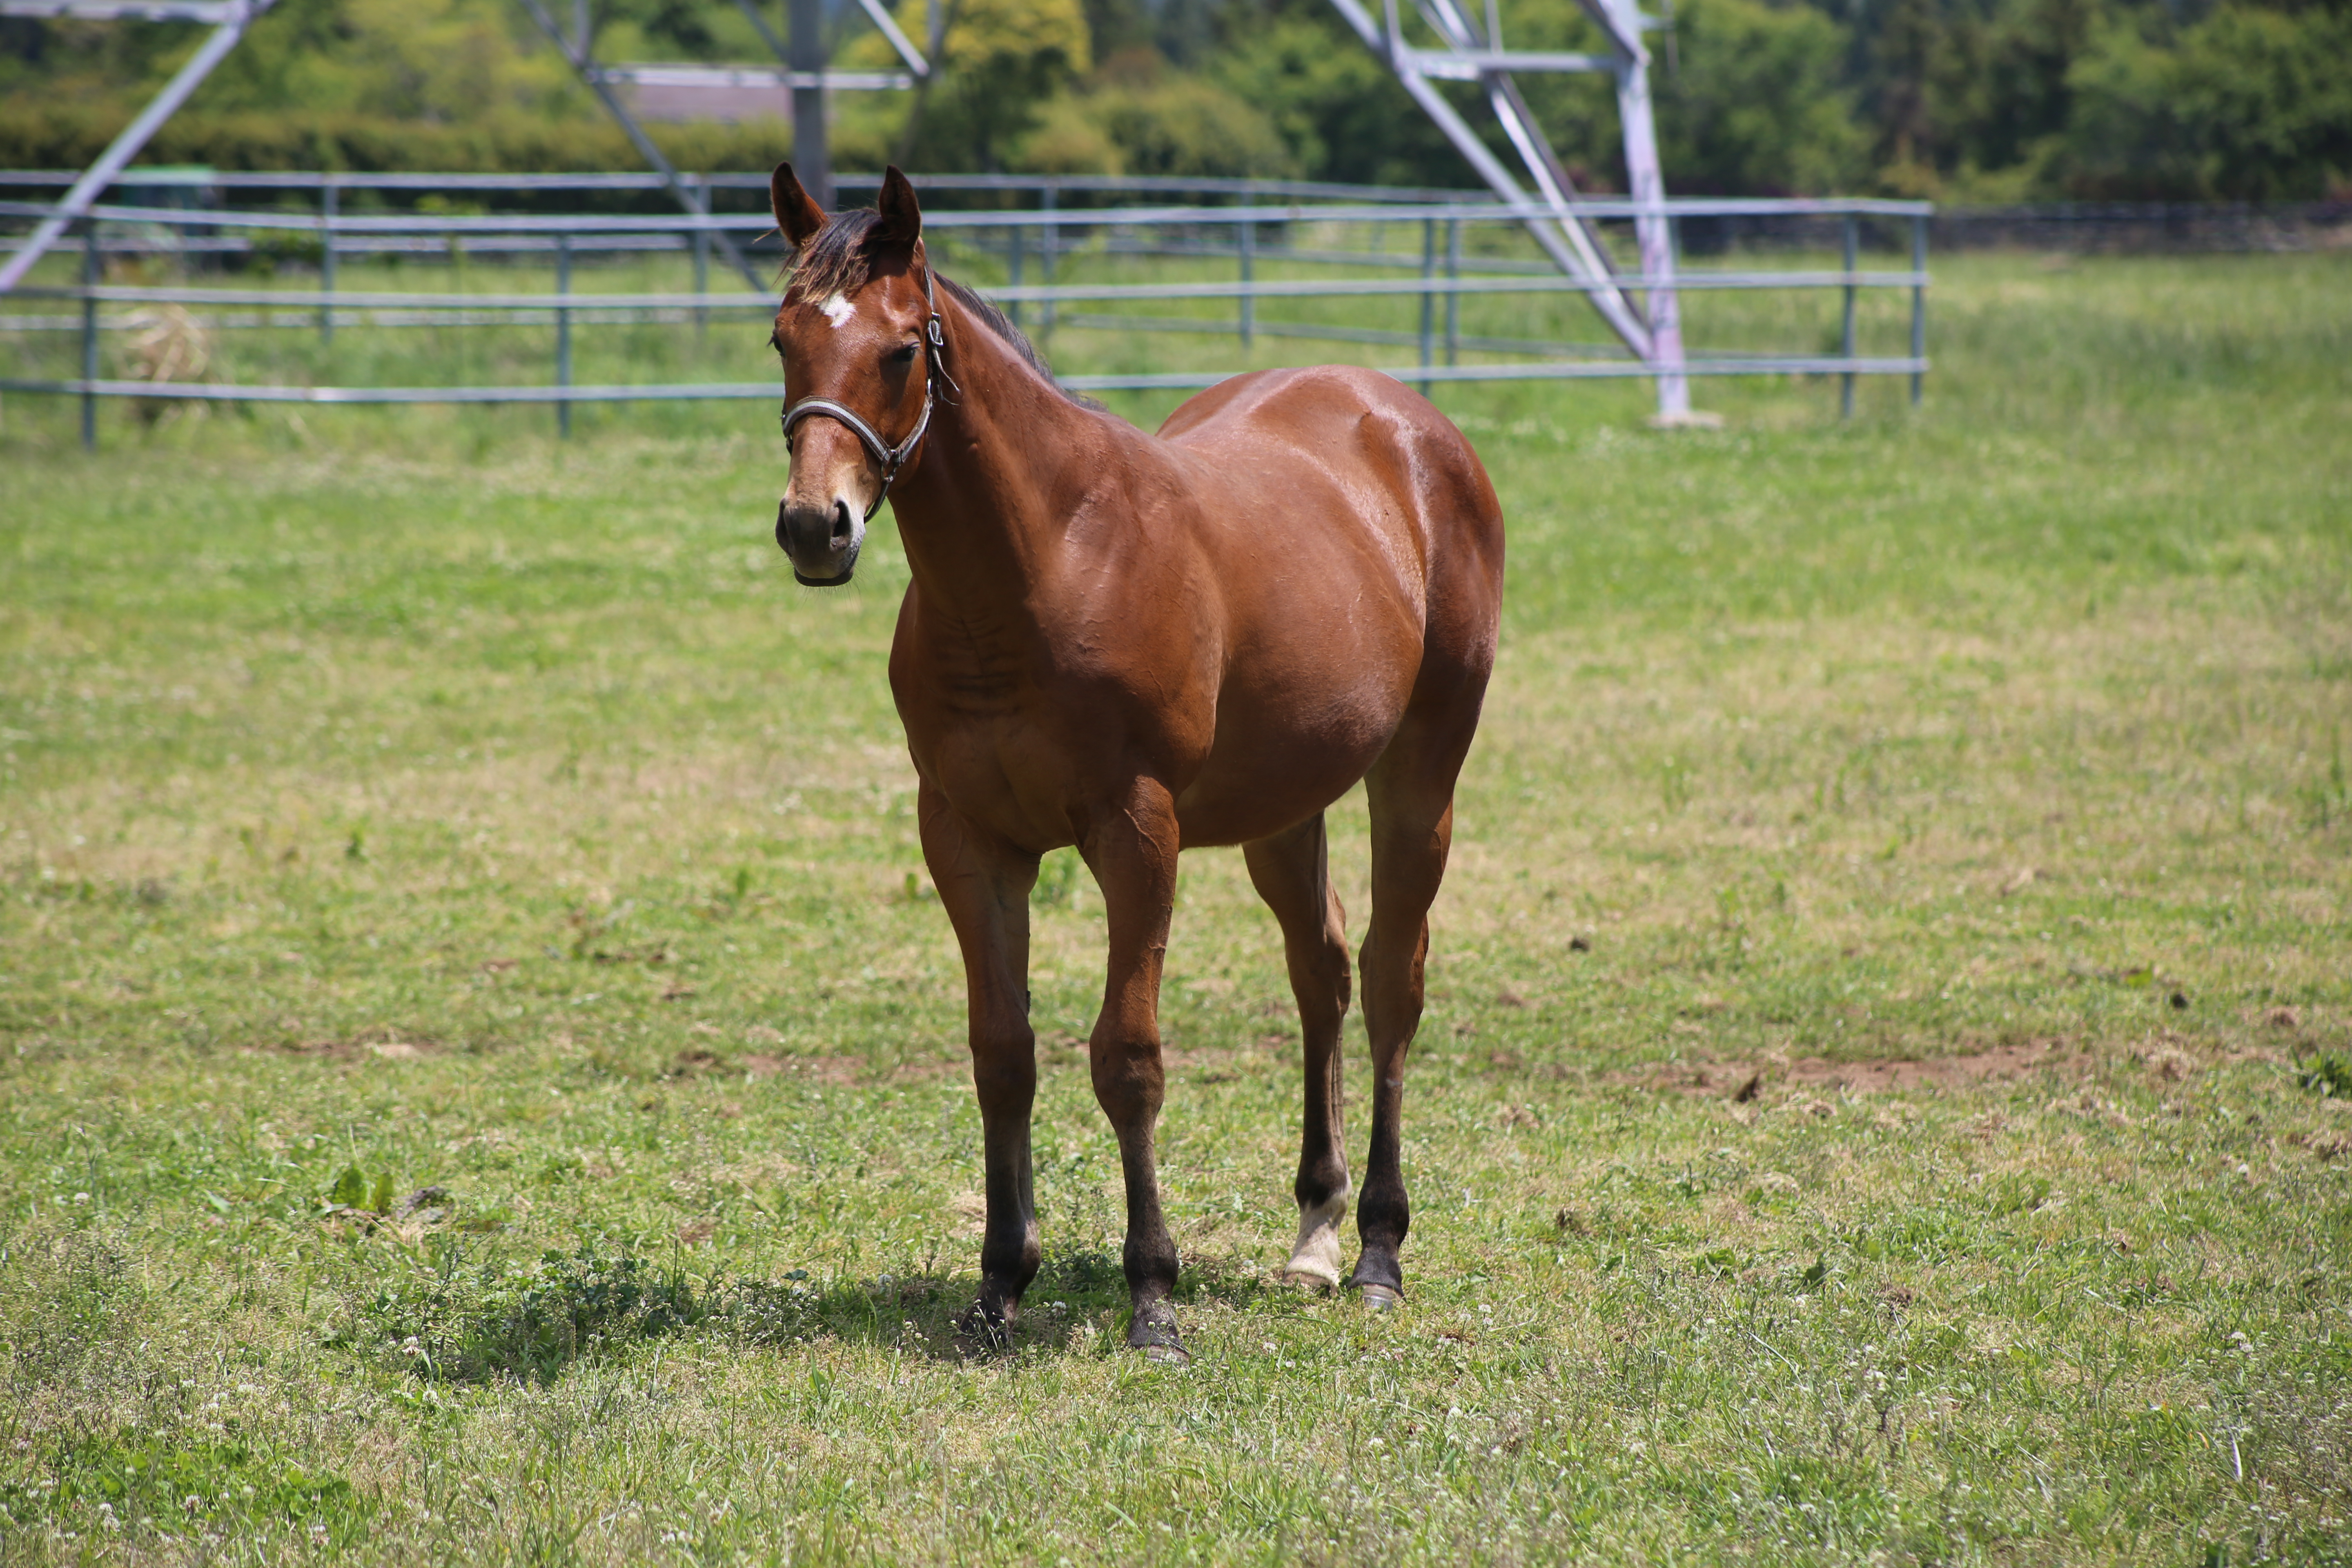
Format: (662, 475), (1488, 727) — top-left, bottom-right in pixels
(1157, 364), (1504, 674)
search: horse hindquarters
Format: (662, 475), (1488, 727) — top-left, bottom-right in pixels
(1349, 417), (1503, 1303)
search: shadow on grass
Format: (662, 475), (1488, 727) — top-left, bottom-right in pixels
(361, 1241), (1291, 1383)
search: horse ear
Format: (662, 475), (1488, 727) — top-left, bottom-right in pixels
(874, 165), (922, 248)
(770, 163), (827, 249)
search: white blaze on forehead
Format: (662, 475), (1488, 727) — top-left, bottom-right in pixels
(818, 293), (855, 330)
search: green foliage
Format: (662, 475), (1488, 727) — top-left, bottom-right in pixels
(327, 1165), (370, 1210)
(2057, 2), (2352, 198)
(4, 0), (2346, 194)
(1018, 51), (1297, 176)
(1656, 0), (1870, 194)
(885, 0), (1096, 169)
(2299, 1054), (2352, 1099)
(0, 1437), (358, 1535)
(0, 102), (803, 174)
(1207, 12), (1466, 185)
(0, 0), (572, 123)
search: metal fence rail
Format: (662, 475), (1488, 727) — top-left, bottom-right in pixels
(0, 194), (1935, 233)
(2, 359), (1930, 401)
(2, 182), (1932, 444)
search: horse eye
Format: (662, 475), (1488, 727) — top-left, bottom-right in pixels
(887, 343), (919, 364)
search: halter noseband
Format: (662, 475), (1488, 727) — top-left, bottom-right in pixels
(779, 260), (950, 523)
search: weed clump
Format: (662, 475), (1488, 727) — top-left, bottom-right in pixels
(361, 1247), (706, 1382)
(2298, 1054), (2352, 1099)
(0, 1437), (356, 1540)
(341, 1247), (851, 1382)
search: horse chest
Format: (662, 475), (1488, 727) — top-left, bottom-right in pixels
(895, 618), (1212, 848)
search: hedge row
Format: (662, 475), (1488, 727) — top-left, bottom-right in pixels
(0, 106), (813, 175)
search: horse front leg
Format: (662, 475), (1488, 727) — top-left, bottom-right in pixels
(918, 780), (1043, 1342)
(1080, 777), (1188, 1363)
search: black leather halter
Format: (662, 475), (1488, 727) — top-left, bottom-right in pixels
(779, 260), (951, 523)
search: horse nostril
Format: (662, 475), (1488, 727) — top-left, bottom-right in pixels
(831, 499), (854, 544)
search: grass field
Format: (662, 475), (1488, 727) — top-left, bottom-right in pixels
(2, 249), (2350, 1565)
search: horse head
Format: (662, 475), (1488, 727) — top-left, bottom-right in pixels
(767, 163), (940, 588)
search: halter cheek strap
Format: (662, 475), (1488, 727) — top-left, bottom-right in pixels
(779, 262), (950, 524)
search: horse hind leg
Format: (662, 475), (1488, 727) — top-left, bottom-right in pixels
(1351, 707), (1478, 1307)
(1243, 815), (1353, 1289)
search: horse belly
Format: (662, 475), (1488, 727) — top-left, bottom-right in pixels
(1172, 649), (1418, 847)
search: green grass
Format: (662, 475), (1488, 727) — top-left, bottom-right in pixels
(1, 250), (2349, 1564)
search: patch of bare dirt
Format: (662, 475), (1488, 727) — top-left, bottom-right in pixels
(741, 1053), (860, 1084)
(1165, 1042), (1255, 1084)
(277, 1024), (443, 1062)
(667, 1049), (864, 1083)
(947, 1191), (987, 1238)
(1622, 1038), (2101, 1100)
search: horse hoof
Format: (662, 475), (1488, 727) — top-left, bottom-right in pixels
(1127, 1302), (1189, 1363)
(1354, 1281), (1403, 1311)
(957, 1301), (1013, 1348)
(1282, 1265), (1341, 1292)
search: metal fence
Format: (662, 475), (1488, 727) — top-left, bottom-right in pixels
(1, 171), (1933, 446)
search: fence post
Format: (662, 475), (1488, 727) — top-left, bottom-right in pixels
(691, 172), (710, 348)
(1040, 185), (1056, 334)
(1008, 218), (1023, 330)
(556, 233), (573, 440)
(1418, 216), (1436, 394)
(1444, 213), (1461, 367)
(1910, 212), (1927, 408)
(81, 220), (99, 452)
(1839, 212), (1857, 420)
(1238, 208), (1254, 349)
(319, 178), (337, 345)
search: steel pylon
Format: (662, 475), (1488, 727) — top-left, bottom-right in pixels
(1323, 0), (1692, 417)
(0, 0), (280, 294)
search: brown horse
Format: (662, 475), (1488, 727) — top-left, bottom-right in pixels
(767, 166), (1505, 1363)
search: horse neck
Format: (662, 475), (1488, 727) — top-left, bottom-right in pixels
(886, 290), (1115, 613)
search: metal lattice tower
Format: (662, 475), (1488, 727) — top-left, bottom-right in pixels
(514, 0), (934, 288)
(4, 0), (1693, 413)
(0, 0), (929, 296)
(524, 0), (935, 216)
(0, 1), (281, 293)
(1323, 0), (1692, 417)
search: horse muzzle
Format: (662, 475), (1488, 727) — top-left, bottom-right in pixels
(776, 496), (863, 587)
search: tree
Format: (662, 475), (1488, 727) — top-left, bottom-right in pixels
(890, 0), (1094, 169)
(1658, 0), (1869, 194)
(2060, 1), (2352, 197)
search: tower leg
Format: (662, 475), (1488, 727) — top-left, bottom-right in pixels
(791, 0), (832, 211)
(1612, 45), (1690, 421)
